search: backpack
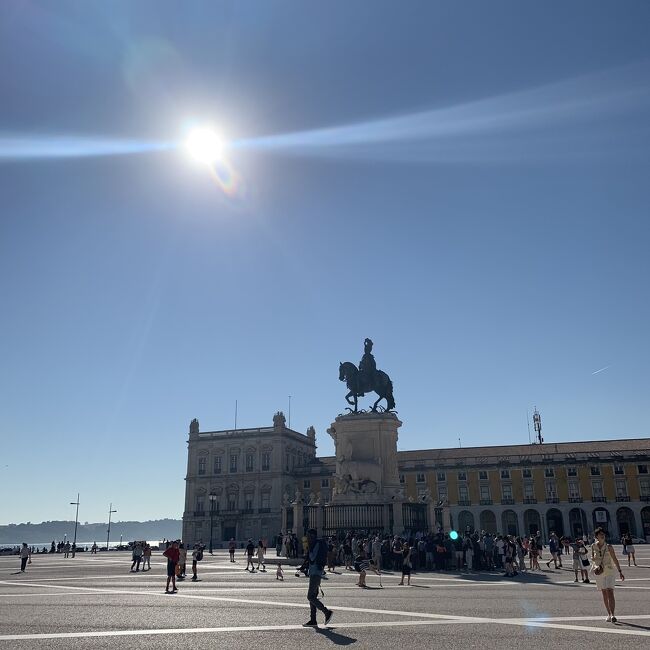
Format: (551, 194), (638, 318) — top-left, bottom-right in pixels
(196, 550), (203, 562)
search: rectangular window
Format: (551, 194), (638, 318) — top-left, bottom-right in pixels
(399, 473), (405, 484)
(567, 466), (577, 477)
(590, 466), (601, 476)
(303, 479), (311, 489)
(568, 480), (580, 499)
(321, 478), (329, 488)
(458, 484), (469, 501)
(438, 485), (448, 500)
(436, 471), (446, 482)
(614, 465), (624, 475)
(640, 478), (650, 496)
(524, 482), (534, 499)
(502, 484), (513, 500)
(213, 457), (222, 474)
(230, 455), (238, 473)
(245, 496), (253, 511)
(228, 495), (237, 511)
(417, 473), (426, 483)
(196, 496), (205, 512)
(209, 496), (218, 512)
(480, 485), (491, 500)
(261, 492), (270, 509)
(522, 468), (532, 479)
(545, 480), (557, 499)
(246, 453), (254, 472)
(457, 471), (467, 481)
(198, 457), (206, 475)
(592, 480), (604, 499)
(544, 467), (555, 478)
(479, 470), (488, 481)
(639, 465), (649, 475)
(262, 452), (270, 471)
(500, 469), (510, 480)
(615, 479), (628, 498)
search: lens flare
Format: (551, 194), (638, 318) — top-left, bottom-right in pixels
(450, 530), (459, 540)
(185, 128), (224, 164)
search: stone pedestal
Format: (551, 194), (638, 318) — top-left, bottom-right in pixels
(328, 412), (402, 502)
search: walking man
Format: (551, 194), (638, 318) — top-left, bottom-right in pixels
(245, 539), (256, 572)
(302, 529), (333, 627)
(19, 543), (31, 572)
(191, 543), (203, 581)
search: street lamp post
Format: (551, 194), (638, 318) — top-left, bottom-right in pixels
(70, 493), (80, 557)
(106, 503), (117, 551)
(209, 494), (217, 555)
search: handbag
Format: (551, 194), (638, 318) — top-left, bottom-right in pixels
(581, 558), (590, 567)
(594, 565), (604, 575)
(622, 548), (628, 555)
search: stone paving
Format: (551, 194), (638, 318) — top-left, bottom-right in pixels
(1, 546), (649, 649)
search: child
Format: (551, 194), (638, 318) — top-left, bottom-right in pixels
(276, 562), (284, 581)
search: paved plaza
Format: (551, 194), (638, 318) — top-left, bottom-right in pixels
(1, 547), (650, 649)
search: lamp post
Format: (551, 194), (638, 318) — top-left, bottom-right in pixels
(106, 503), (117, 551)
(70, 493), (80, 557)
(209, 494), (217, 555)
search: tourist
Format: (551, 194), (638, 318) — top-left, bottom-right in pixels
(91, 542), (98, 554)
(621, 532), (637, 567)
(571, 538), (590, 583)
(372, 536), (382, 570)
(130, 542), (143, 572)
(71, 542), (77, 558)
(275, 533), (283, 557)
(245, 538), (256, 572)
(516, 537), (527, 573)
(191, 543), (203, 581)
(142, 544), (152, 571)
(463, 534), (474, 572)
(503, 536), (517, 576)
(177, 543), (187, 580)
(276, 562), (284, 581)
(398, 541), (412, 586)
(228, 538), (236, 562)
(591, 527), (625, 622)
(302, 528), (333, 627)
(19, 543), (31, 572)
(529, 536), (540, 571)
(546, 532), (561, 569)
(64, 541), (71, 558)
(163, 540), (179, 594)
(343, 538), (353, 570)
(326, 539), (336, 573)
(256, 539), (266, 571)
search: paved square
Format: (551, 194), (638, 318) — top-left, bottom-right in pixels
(1, 547), (649, 649)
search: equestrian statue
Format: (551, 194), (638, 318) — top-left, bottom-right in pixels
(339, 338), (396, 412)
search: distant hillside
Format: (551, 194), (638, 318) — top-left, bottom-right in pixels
(0, 519), (182, 545)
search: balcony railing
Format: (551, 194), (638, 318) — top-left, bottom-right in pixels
(457, 500), (471, 507)
(479, 499), (493, 505)
(616, 496), (631, 502)
(592, 496), (607, 503)
(546, 497), (560, 504)
(568, 497), (583, 503)
(501, 498), (514, 505)
(523, 497), (537, 504)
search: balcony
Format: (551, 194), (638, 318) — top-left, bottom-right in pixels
(457, 500), (471, 507)
(568, 497), (583, 503)
(546, 497), (560, 504)
(592, 496), (607, 503)
(616, 496), (631, 502)
(479, 499), (493, 506)
(523, 497), (537, 504)
(193, 511), (206, 517)
(501, 498), (515, 505)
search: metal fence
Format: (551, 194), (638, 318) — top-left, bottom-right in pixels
(402, 502), (428, 532)
(321, 504), (386, 536)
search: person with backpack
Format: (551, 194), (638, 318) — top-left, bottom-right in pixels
(302, 528), (333, 628)
(244, 539), (256, 572)
(191, 542), (204, 581)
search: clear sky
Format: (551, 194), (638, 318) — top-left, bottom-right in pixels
(1, 1), (649, 525)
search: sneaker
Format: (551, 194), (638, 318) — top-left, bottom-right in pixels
(606, 615), (611, 622)
(574, 578), (579, 582)
(302, 620), (318, 627)
(324, 609), (333, 625)
(584, 578), (590, 583)
(611, 616), (617, 623)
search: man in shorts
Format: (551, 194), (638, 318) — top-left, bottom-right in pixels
(245, 539), (256, 572)
(163, 540), (180, 593)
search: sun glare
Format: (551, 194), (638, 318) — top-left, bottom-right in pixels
(185, 127), (224, 164)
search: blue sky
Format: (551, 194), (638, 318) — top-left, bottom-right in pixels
(1, 1), (649, 525)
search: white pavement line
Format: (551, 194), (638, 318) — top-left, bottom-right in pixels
(498, 620), (650, 638)
(0, 619), (472, 642)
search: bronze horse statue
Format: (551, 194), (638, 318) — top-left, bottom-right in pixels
(339, 361), (396, 412)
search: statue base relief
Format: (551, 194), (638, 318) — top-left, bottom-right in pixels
(328, 411), (403, 505)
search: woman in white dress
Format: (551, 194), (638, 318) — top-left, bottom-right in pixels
(591, 527), (625, 622)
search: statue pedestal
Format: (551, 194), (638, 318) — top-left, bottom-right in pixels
(328, 411), (402, 502)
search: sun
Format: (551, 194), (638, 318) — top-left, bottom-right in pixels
(185, 127), (225, 164)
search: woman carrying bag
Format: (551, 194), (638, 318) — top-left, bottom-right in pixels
(591, 527), (624, 622)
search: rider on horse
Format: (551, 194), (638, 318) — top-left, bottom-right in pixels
(358, 338), (377, 396)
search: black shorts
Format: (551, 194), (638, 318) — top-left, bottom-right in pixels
(167, 560), (177, 577)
